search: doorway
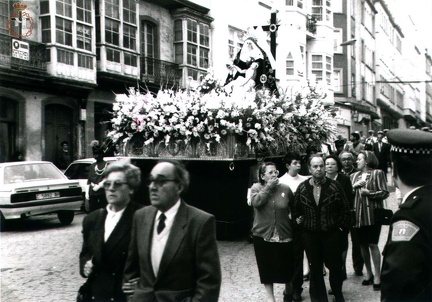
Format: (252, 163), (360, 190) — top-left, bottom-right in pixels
(44, 104), (74, 163)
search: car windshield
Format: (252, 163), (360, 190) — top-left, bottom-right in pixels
(4, 163), (65, 184)
(64, 163), (91, 180)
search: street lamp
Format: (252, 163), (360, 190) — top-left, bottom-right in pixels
(340, 39), (357, 46)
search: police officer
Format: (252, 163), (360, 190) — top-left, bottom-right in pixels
(381, 129), (432, 302)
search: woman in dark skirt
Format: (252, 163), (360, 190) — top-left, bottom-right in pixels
(251, 161), (295, 302)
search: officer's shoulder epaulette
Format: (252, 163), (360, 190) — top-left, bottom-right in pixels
(399, 195), (421, 209)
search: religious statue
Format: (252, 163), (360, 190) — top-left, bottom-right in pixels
(224, 27), (278, 96)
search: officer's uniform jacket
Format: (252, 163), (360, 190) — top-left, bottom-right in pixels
(381, 185), (432, 302)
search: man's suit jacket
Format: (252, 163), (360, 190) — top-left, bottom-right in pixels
(123, 201), (221, 302)
(79, 202), (142, 302)
(372, 141), (390, 172)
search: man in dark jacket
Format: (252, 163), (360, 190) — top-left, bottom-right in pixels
(381, 129), (432, 302)
(372, 131), (390, 178)
(294, 155), (350, 302)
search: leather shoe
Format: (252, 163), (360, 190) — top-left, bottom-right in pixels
(362, 275), (374, 286)
(373, 283), (381, 291)
(328, 289), (333, 295)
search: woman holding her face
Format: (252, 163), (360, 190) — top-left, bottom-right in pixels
(250, 161), (295, 302)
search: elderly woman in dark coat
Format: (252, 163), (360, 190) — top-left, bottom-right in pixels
(79, 158), (142, 302)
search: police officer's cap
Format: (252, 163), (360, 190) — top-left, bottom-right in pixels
(377, 130), (384, 135)
(387, 129), (432, 155)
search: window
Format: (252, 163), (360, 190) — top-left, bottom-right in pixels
(106, 48), (120, 63)
(77, 24), (91, 51)
(105, 0), (119, 19)
(57, 49), (74, 65)
(333, 69), (343, 93)
(56, 0), (72, 18)
(187, 43), (197, 66)
(362, 1), (374, 33)
(141, 22), (155, 56)
(199, 48), (209, 68)
(286, 52), (294, 75)
(56, 17), (73, 46)
(124, 52), (137, 66)
(41, 16), (51, 43)
(326, 56), (332, 85)
(175, 44), (183, 64)
(334, 28), (342, 53)
(40, 0), (50, 14)
(123, 0), (136, 24)
(77, 0), (91, 23)
(200, 24), (209, 47)
(174, 20), (182, 42)
(187, 19), (197, 43)
(286, 0), (294, 5)
(228, 27), (245, 62)
(351, 73), (356, 96)
(123, 24), (136, 50)
(105, 19), (119, 46)
(311, 54), (332, 85)
(174, 18), (211, 80)
(312, 54), (323, 82)
(0, 0), (10, 34)
(312, 0), (331, 21)
(78, 53), (93, 69)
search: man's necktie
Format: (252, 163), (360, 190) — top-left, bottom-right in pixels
(157, 213), (166, 234)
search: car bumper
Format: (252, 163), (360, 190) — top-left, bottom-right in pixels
(0, 197), (83, 219)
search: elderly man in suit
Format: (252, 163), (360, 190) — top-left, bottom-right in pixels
(372, 131), (390, 178)
(123, 160), (221, 302)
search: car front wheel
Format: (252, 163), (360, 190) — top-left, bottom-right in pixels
(57, 211), (74, 225)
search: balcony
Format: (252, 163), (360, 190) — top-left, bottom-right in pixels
(140, 56), (182, 89)
(0, 33), (47, 74)
(306, 15), (317, 37)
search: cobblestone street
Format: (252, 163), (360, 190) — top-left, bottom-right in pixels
(1, 188), (399, 302)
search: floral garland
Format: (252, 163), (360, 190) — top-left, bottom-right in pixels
(107, 71), (337, 156)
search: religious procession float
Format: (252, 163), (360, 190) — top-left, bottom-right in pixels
(107, 29), (336, 239)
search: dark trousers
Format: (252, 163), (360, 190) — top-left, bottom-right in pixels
(350, 228), (364, 273)
(302, 229), (345, 302)
(291, 230), (304, 296)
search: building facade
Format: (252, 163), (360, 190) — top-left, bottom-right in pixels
(1, 0), (430, 163)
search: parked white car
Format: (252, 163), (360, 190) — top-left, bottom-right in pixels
(0, 161), (83, 230)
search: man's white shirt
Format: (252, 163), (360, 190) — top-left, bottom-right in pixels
(279, 173), (309, 193)
(151, 200), (181, 276)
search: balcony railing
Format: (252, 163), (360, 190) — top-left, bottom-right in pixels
(0, 33), (47, 73)
(140, 56), (182, 88)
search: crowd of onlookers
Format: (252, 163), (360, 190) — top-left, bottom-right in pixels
(246, 128), (432, 302)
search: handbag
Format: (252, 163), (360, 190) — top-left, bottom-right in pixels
(374, 208), (393, 225)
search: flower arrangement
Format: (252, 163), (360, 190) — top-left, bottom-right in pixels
(107, 71), (336, 158)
